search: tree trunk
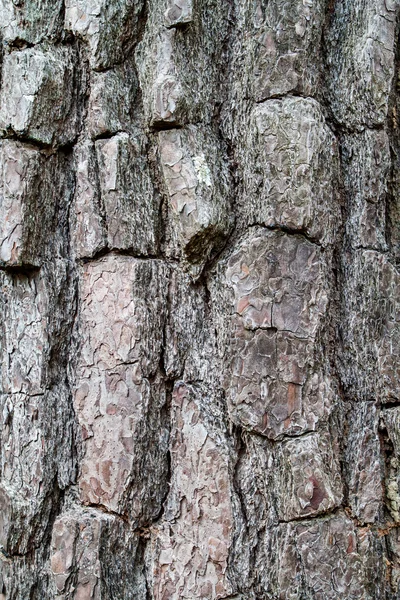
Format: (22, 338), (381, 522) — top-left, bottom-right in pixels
(0, 0), (400, 598)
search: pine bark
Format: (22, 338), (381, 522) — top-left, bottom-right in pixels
(0, 0), (400, 598)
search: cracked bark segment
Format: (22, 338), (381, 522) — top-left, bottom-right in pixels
(95, 133), (159, 255)
(285, 515), (377, 599)
(381, 408), (400, 523)
(87, 62), (137, 139)
(230, 433), (275, 594)
(234, 429), (342, 552)
(251, 516), (379, 599)
(0, 385), (76, 556)
(0, 142), (72, 268)
(163, 267), (211, 380)
(148, 383), (235, 600)
(241, 97), (341, 246)
(0, 551), (52, 599)
(341, 130), (390, 252)
(0, 143), (74, 268)
(0, 45), (80, 146)
(159, 126), (231, 274)
(50, 507), (146, 600)
(387, 527), (400, 595)
(235, 443), (373, 598)
(345, 403), (382, 524)
(0, 262), (76, 557)
(77, 257), (168, 375)
(0, 141), (48, 267)
(0, 399), (49, 556)
(74, 256), (169, 518)
(64, 0), (144, 71)
(1, 394), (45, 505)
(215, 228), (331, 438)
(341, 250), (400, 402)
(389, 115), (400, 263)
(136, 0), (230, 126)
(235, 0), (325, 101)
(274, 429), (343, 521)
(0, 0), (63, 45)
(325, 0), (397, 130)
(1, 258), (74, 397)
(137, 28), (185, 127)
(71, 140), (107, 260)
(0, 272), (48, 395)
(164, 0), (193, 27)
(76, 369), (168, 520)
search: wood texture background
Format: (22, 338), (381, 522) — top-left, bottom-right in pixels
(0, 0), (400, 598)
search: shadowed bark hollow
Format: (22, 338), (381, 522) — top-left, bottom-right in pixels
(1, 0), (400, 598)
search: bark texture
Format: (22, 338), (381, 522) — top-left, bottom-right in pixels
(0, 0), (400, 598)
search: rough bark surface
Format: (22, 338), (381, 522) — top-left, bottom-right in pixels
(1, 0), (400, 598)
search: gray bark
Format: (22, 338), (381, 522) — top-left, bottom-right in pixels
(0, 0), (400, 598)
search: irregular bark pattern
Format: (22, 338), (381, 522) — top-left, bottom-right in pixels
(0, 0), (400, 598)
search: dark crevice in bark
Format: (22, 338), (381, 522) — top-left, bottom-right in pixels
(92, 129), (129, 141)
(133, 0), (149, 55)
(150, 121), (184, 132)
(82, 503), (130, 523)
(2, 479), (65, 598)
(74, 37), (93, 143)
(353, 245), (389, 253)
(90, 58), (135, 75)
(58, 0), (66, 39)
(260, 425), (318, 443)
(150, 379), (173, 525)
(196, 1), (237, 281)
(381, 401), (400, 410)
(5, 38), (35, 50)
(202, 217), (236, 276)
(0, 132), (57, 152)
(329, 400), (349, 507)
(154, 445), (172, 522)
(386, 4), (400, 270)
(277, 505), (343, 526)
(249, 223), (324, 248)
(0, 41), (86, 153)
(79, 247), (173, 263)
(0, 263), (40, 274)
(378, 418), (398, 525)
(230, 424), (257, 595)
(337, 122), (386, 135)
(231, 425), (249, 533)
(205, 216), (325, 284)
(134, 536), (152, 600)
(235, 324), (278, 334)
(255, 91), (318, 104)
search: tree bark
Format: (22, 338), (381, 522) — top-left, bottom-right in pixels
(0, 0), (400, 598)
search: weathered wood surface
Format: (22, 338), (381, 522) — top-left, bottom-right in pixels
(1, 0), (400, 598)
